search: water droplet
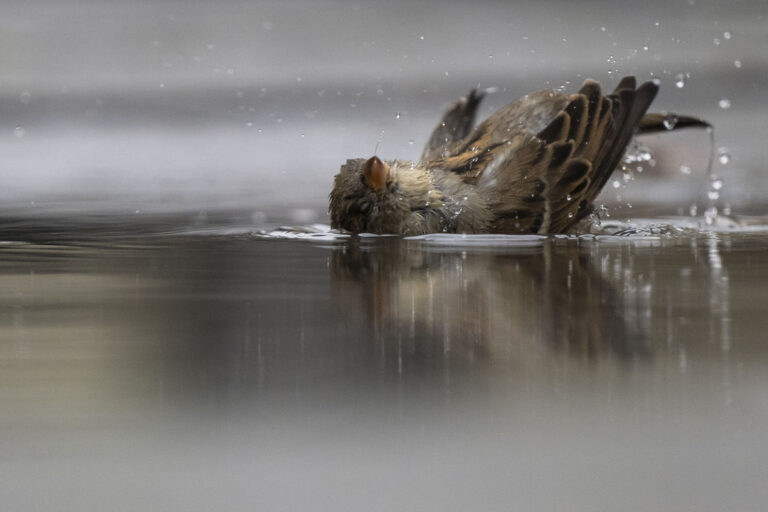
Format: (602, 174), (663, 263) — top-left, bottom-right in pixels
(707, 190), (720, 200)
(13, 126), (26, 138)
(712, 178), (723, 190)
(566, 194), (572, 201)
(717, 147), (731, 165)
(674, 73), (687, 88)
(680, 165), (692, 175)
(600, 26), (606, 32)
(663, 113), (678, 130)
(19, 91), (31, 104)
(612, 180), (621, 189)
(300, 132), (305, 138)
(723, 31), (732, 40)
(654, 20), (660, 27)
(689, 204), (698, 216)
(734, 59), (742, 68)
(718, 98), (731, 109)
(419, 35), (425, 40)
(713, 37), (721, 46)
(395, 112), (401, 119)
(567, 212), (574, 219)
(245, 121), (253, 127)
(488, 54), (494, 59)
(704, 206), (718, 225)
(408, 139), (414, 145)
(642, 45), (649, 51)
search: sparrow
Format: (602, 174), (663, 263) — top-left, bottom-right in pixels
(329, 76), (708, 235)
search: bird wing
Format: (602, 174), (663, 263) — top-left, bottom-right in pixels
(432, 77), (659, 234)
(425, 89), (570, 183)
(546, 76), (659, 233)
(420, 89), (485, 163)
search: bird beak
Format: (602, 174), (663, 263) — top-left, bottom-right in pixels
(363, 156), (389, 191)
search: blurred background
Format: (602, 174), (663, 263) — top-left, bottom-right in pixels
(1, 1), (768, 511)
(1, 0), (767, 219)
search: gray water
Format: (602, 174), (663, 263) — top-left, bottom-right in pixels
(2, 0), (768, 510)
(2, 219), (768, 511)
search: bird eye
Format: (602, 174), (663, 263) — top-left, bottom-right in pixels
(357, 200), (372, 214)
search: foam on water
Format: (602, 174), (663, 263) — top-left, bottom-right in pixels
(247, 215), (768, 247)
(406, 233), (546, 246)
(255, 224), (349, 242)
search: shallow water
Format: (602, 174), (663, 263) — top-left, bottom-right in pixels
(1, 215), (768, 511)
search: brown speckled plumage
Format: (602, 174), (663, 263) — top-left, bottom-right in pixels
(329, 76), (708, 235)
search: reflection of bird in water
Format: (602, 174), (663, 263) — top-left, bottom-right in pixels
(529, 246), (649, 360)
(330, 241), (649, 373)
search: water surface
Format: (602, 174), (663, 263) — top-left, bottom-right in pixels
(1, 215), (767, 511)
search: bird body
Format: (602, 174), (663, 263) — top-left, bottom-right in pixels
(329, 76), (707, 235)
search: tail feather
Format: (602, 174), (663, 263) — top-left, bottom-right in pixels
(637, 113), (711, 134)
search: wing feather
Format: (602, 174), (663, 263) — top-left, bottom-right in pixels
(425, 76), (660, 234)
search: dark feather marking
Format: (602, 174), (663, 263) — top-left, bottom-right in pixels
(559, 159), (591, 185)
(549, 141), (574, 169)
(577, 81), (602, 154)
(537, 111), (569, 143)
(530, 211), (545, 233)
(616, 76), (636, 91)
(564, 95), (587, 144)
(569, 179), (588, 196)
